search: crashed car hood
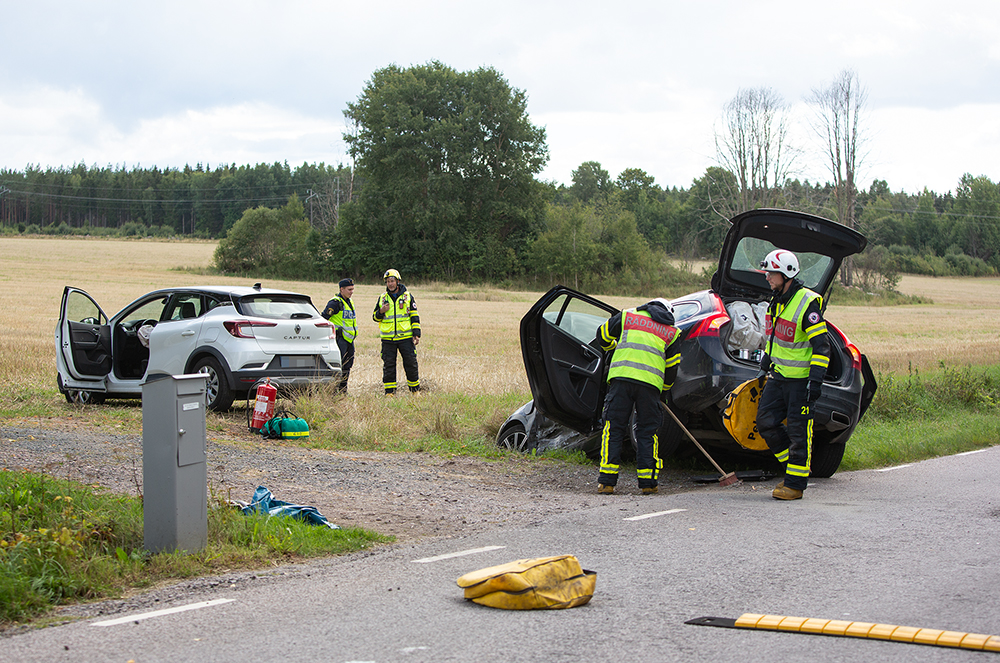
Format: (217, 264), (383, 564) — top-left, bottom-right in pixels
(714, 209), (867, 301)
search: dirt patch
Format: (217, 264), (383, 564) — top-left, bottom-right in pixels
(0, 419), (695, 543)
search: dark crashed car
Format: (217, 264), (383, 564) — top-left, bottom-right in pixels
(497, 209), (878, 478)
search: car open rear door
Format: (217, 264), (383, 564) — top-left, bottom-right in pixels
(520, 286), (618, 434)
(57, 287), (111, 388)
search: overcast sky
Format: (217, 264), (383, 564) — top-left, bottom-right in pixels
(2, 0), (998, 195)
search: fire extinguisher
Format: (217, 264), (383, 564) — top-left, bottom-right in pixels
(249, 378), (277, 431)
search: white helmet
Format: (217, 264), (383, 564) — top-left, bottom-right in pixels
(759, 249), (799, 278)
(650, 297), (675, 315)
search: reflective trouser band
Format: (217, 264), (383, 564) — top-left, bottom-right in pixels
(774, 449), (790, 463)
(407, 379), (419, 387)
(637, 468), (656, 480)
(600, 421), (620, 475)
(787, 464), (810, 477)
(384, 381), (397, 389)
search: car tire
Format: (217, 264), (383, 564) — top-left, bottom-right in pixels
(810, 439), (846, 478)
(497, 422), (533, 453)
(193, 356), (234, 411)
(64, 389), (106, 405)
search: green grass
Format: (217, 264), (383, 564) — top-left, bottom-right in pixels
(0, 471), (389, 626)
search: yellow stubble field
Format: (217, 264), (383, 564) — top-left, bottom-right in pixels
(2, 236), (998, 409)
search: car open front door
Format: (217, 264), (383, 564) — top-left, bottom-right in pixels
(57, 287), (111, 388)
(520, 286), (619, 434)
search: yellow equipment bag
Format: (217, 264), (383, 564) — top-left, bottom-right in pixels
(722, 376), (768, 451)
(456, 555), (596, 610)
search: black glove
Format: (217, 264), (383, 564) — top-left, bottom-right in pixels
(756, 353), (771, 378)
(806, 379), (822, 404)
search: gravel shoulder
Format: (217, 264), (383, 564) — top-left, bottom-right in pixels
(0, 419), (694, 543)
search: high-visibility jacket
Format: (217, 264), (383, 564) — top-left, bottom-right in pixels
(601, 309), (681, 392)
(324, 295), (357, 343)
(373, 287), (420, 341)
(765, 286), (829, 379)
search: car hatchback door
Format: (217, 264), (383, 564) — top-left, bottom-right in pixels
(56, 287), (111, 388)
(520, 286), (619, 434)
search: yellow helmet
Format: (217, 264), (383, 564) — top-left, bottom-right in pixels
(383, 268), (401, 281)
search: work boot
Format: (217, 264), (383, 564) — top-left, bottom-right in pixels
(597, 484), (615, 495)
(641, 486), (658, 495)
(772, 485), (803, 500)
(775, 480), (784, 489)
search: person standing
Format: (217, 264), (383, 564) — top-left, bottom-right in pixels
(373, 269), (421, 394)
(594, 298), (681, 495)
(755, 249), (831, 501)
(322, 278), (357, 393)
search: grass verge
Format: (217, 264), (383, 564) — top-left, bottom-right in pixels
(0, 471), (390, 626)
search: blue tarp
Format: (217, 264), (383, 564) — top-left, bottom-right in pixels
(241, 486), (340, 530)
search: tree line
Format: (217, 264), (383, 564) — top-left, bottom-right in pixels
(3, 62), (999, 291)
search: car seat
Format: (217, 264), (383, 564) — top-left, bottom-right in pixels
(180, 302), (197, 319)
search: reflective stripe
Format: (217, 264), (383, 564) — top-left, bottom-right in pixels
(600, 421), (620, 475)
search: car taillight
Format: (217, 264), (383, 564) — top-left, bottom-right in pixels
(223, 320), (278, 338)
(687, 312), (730, 339)
(829, 324), (863, 372)
(314, 320), (335, 339)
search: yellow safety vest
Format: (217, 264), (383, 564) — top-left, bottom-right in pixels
(375, 291), (418, 341)
(604, 309), (680, 392)
(328, 295), (357, 343)
(765, 287), (827, 379)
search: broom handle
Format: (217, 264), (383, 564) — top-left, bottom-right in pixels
(661, 402), (729, 477)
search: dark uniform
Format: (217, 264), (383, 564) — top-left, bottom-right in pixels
(757, 279), (831, 494)
(373, 283), (420, 394)
(594, 300), (681, 493)
(322, 278), (357, 393)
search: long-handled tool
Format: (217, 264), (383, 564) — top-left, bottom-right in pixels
(661, 402), (741, 487)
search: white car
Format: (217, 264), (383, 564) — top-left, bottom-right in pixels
(56, 284), (341, 410)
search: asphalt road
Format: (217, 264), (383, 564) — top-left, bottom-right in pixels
(3, 447), (999, 662)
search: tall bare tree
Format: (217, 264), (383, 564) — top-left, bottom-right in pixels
(714, 87), (796, 218)
(808, 69), (868, 286)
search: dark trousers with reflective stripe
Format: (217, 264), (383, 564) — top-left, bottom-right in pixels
(599, 379), (662, 489)
(756, 376), (812, 491)
(336, 335), (354, 393)
(381, 338), (419, 393)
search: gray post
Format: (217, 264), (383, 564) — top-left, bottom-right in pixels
(141, 373), (209, 554)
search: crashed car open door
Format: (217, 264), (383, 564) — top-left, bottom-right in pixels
(56, 287), (111, 390)
(520, 286), (619, 434)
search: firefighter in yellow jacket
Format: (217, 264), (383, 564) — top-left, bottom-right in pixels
(756, 249), (831, 501)
(594, 298), (681, 495)
(373, 269), (421, 394)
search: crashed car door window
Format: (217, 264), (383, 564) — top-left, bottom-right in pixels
(542, 296), (612, 346)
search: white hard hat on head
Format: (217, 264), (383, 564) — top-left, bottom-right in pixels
(650, 297), (675, 315)
(759, 249), (799, 278)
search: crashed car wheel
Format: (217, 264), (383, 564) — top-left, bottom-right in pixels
(193, 356), (234, 411)
(64, 389), (106, 405)
(497, 422), (532, 453)
(810, 439), (846, 478)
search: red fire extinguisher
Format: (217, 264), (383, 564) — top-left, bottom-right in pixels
(250, 378), (277, 431)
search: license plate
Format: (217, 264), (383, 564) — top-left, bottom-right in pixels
(279, 356), (317, 368)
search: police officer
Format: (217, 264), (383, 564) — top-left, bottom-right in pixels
(373, 269), (421, 394)
(594, 298), (681, 495)
(322, 278), (357, 393)
(756, 249), (831, 500)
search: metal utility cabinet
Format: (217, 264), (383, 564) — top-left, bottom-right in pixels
(142, 373), (209, 554)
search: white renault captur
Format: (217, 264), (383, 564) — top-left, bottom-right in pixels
(56, 284), (341, 410)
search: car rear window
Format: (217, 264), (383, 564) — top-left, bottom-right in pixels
(729, 237), (833, 293)
(237, 295), (318, 320)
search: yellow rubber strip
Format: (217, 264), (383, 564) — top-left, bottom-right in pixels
(735, 613), (1000, 652)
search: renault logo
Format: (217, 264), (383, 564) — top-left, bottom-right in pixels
(294, 324), (301, 334)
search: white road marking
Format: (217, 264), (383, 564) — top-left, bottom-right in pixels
(91, 599), (234, 627)
(625, 508), (687, 521)
(957, 449), (988, 456)
(874, 464), (914, 472)
(412, 545), (505, 563)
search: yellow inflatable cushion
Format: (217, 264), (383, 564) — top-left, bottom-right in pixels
(456, 555), (596, 610)
(722, 376), (769, 451)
